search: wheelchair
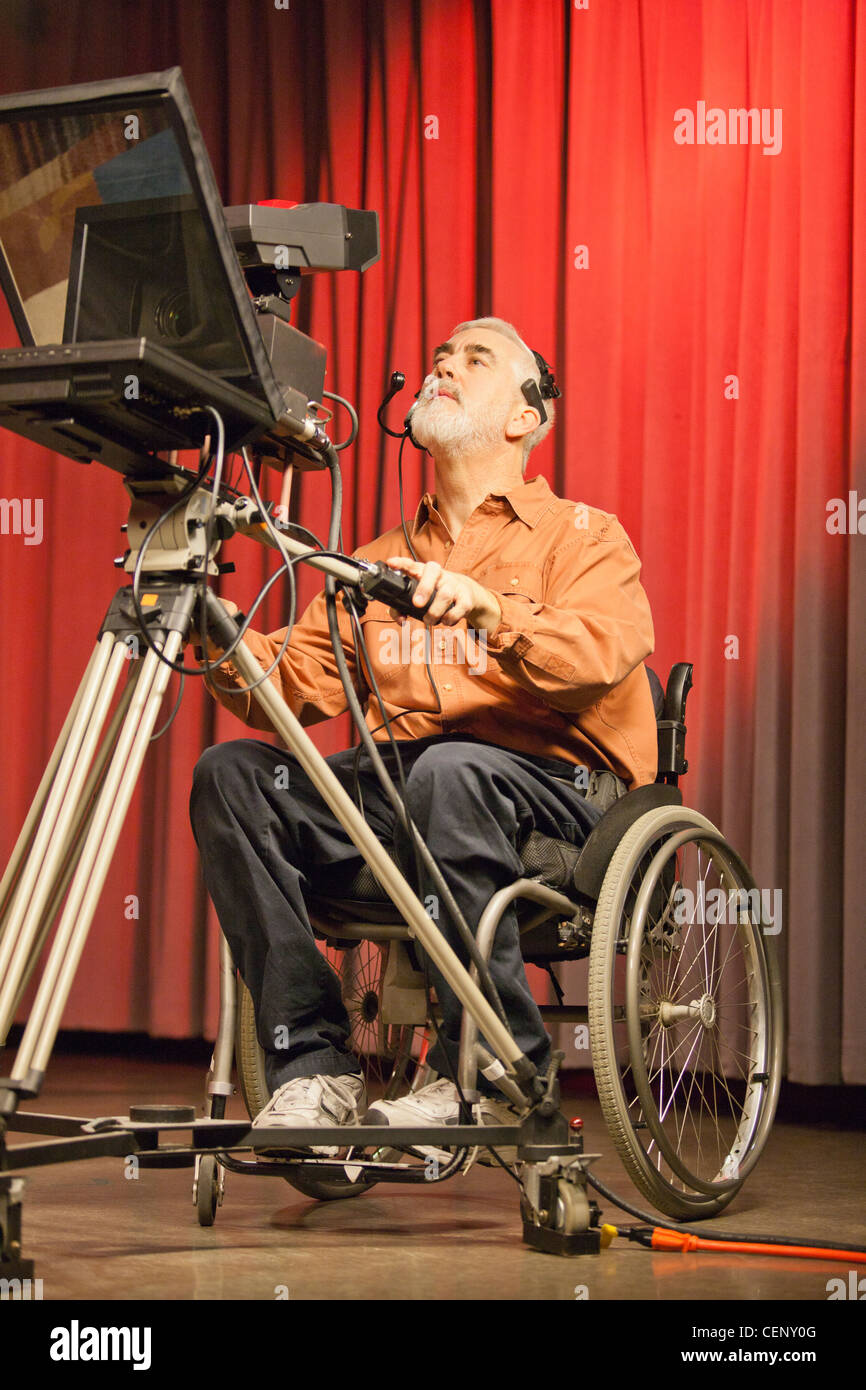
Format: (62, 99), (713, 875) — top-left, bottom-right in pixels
(197, 661), (783, 1227)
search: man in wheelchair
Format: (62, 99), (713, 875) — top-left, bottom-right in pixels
(189, 316), (658, 1152)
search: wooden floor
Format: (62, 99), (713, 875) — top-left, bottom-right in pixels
(5, 1044), (864, 1312)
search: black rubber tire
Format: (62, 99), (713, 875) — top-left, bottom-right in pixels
(196, 1154), (219, 1226)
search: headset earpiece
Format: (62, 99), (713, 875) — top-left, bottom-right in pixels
(520, 378), (547, 424)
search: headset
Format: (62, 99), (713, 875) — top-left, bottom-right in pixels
(520, 349), (561, 424)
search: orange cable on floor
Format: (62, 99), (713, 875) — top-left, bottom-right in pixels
(609, 1225), (866, 1262)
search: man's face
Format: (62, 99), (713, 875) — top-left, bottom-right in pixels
(408, 328), (528, 454)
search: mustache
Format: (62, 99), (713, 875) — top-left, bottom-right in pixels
(411, 374), (463, 410)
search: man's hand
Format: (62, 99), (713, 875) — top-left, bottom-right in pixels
(384, 556), (503, 632)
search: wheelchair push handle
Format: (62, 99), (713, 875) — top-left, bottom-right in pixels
(354, 560), (435, 619)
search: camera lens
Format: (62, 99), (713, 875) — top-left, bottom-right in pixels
(153, 288), (192, 340)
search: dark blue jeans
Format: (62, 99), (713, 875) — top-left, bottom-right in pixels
(189, 733), (602, 1096)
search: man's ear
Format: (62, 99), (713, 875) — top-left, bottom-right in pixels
(505, 398), (541, 443)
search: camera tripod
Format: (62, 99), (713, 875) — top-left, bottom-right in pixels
(0, 474), (601, 1280)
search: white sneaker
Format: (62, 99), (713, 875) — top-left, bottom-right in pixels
(252, 1073), (366, 1156)
(363, 1077), (522, 1164)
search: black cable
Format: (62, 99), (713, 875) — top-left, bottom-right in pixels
(319, 563), (536, 1184)
(149, 673), (185, 742)
(315, 449), (457, 1124)
(318, 466), (499, 1133)
(322, 389), (359, 452)
(273, 517), (328, 552)
(131, 503), (295, 683)
(323, 573), (512, 1039)
(335, 417), (534, 1151)
(338, 590), (451, 1123)
(338, 591), (430, 901)
(342, 427), (445, 754)
(202, 566), (295, 696)
(198, 407), (227, 675)
(207, 460), (364, 688)
(127, 421), (368, 693)
(341, 606), (449, 819)
(294, 433), (470, 1158)
(397, 431), (420, 562)
(337, 595), (519, 1171)
(343, 600), (372, 816)
(128, 429), (303, 687)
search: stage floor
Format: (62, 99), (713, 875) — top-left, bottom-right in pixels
(6, 1046), (865, 1304)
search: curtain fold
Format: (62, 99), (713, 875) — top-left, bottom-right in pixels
(0, 0), (861, 1083)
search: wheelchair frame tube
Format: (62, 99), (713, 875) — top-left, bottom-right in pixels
(458, 878), (582, 1103)
(223, 631), (527, 1081)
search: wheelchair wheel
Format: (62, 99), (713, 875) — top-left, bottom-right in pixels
(235, 940), (433, 1200)
(588, 806), (783, 1219)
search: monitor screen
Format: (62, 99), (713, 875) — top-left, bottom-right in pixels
(0, 69), (284, 418)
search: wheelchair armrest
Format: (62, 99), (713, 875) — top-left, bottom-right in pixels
(656, 661), (694, 780)
(663, 662), (694, 725)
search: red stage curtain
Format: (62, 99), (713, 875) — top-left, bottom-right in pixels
(0, 0), (862, 1083)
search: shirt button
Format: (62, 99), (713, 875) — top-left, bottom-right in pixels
(510, 578), (519, 586)
(442, 683), (453, 691)
(444, 540), (452, 548)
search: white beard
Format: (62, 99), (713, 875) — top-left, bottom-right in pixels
(408, 374), (514, 453)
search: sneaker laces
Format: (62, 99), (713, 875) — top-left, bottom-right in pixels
(318, 1074), (364, 1120)
(267, 1076), (318, 1114)
(421, 1078), (459, 1102)
(268, 1073), (363, 1120)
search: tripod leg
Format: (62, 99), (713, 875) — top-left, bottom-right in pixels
(0, 644), (101, 922)
(2, 662), (145, 1027)
(8, 629), (184, 1093)
(0, 635), (130, 1042)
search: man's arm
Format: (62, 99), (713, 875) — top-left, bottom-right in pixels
(483, 521), (655, 712)
(198, 583), (365, 734)
(386, 515), (654, 715)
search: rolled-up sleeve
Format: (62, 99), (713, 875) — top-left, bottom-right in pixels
(484, 520), (655, 713)
(203, 582), (365, 734)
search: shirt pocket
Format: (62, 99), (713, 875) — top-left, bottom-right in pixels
(475, 560), (545, 604)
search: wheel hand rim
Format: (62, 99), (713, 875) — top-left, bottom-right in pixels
(625, 827), (773, 1193)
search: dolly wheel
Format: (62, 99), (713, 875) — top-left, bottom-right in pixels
(195, 1154), (220, 1226)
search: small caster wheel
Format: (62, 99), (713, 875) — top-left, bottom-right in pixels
(194, 1154), (221, 1226)
(556, 1178), (590, 1235)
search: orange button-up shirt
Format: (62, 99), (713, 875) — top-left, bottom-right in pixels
(206, 474), (658, 788)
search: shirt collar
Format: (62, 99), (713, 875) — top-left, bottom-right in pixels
(412, 474), (555, 537)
